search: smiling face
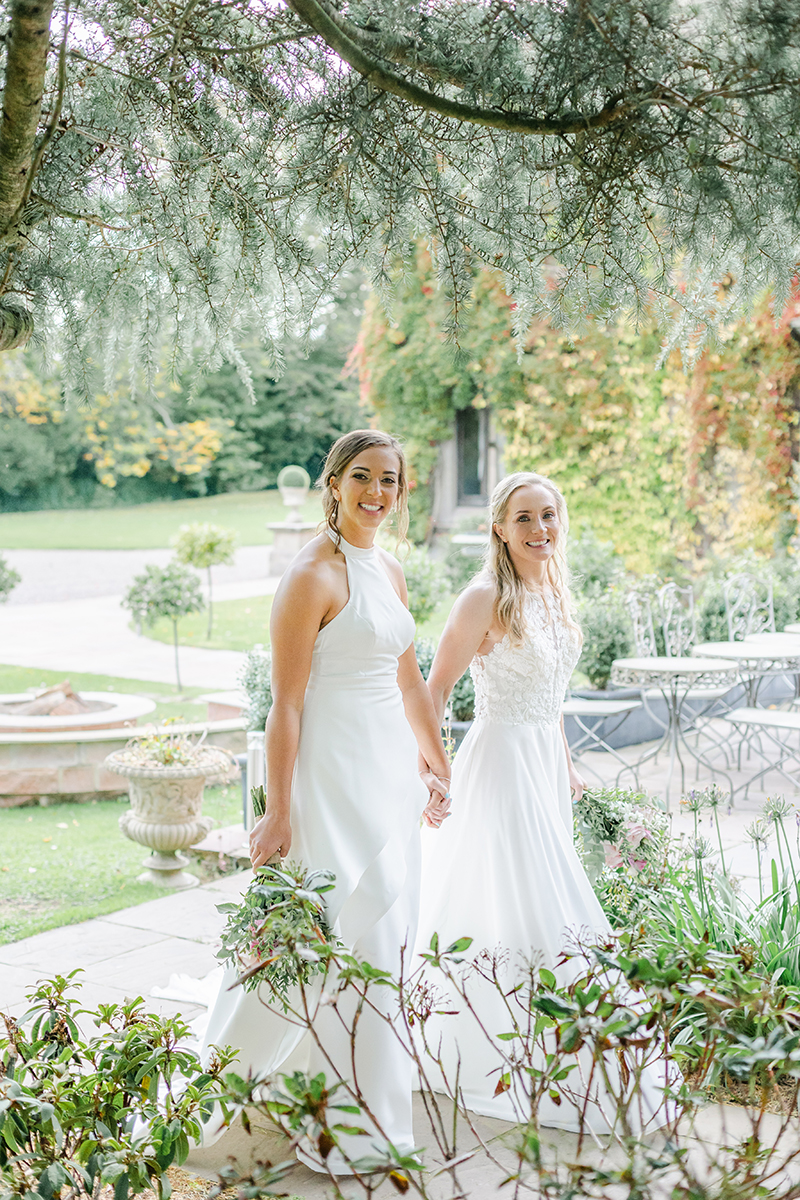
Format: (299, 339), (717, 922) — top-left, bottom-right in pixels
(331, 445), (401, 541)
(493, 483), (560, 574)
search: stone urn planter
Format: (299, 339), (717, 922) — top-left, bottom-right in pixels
(105, 741), (237, 890)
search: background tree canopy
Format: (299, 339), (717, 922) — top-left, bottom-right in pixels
(0, 277), (365, 510)
(0, 0), (795, 384)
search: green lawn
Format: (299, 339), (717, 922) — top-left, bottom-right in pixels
(0, 490), (322, 550)
(146, 595), (274, 653)
(0, 664), (210, 724)
(143, 591), (457, 652)
(0, 784), (243, 944)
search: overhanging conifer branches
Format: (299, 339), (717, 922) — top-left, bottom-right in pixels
(0, 0), (795, 375)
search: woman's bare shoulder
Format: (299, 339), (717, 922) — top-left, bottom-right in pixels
(274, 534), (340, 601)
(456, 576), (498, 616)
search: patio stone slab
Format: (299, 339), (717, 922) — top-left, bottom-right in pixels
(82, 935), (217, 993)
(103, 886), (236, 943)
(0, 917), (166, 973)
(0, 962), (50, 1012)
(204, 871), (251, 897)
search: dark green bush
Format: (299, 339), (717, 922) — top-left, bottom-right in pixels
(0, 975), (231, 1200)
(576, 588), (631, 689)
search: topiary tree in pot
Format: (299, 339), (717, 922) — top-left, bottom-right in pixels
(172, 522), (237, 639)
(122, 561), (204, 691)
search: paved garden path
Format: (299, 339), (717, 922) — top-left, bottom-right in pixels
(3, 545), (273, 605)
(0, 546), (279, 689)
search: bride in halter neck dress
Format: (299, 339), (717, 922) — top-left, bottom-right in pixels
(416, 472), (673, 1134)
(200, 431), (451, 1171)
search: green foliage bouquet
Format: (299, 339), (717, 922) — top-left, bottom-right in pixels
(574, 786), (672, 920)
(216, 791), (340, 1008)
(216, 862), (339, 1008)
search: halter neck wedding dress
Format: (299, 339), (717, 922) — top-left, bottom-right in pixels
(199, 532), (427, 1164)
(416, 591), (672, 1133)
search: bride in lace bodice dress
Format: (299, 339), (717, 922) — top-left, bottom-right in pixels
(416, 472), (671, 1133)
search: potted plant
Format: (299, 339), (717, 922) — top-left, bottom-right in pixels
(122, 561), (204, 691)
(105, 728), (237, 890)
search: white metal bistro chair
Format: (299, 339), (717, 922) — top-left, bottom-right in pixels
(562, 694), (643, 785)
(724, 572), (775, 642)
(622, 583), (737, 769)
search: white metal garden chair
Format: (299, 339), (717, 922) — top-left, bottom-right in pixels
(724, 572), (775, 641)
(623, 583), (737, 769)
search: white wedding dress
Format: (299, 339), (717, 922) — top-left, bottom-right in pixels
(200, 533), (428, 1163)
(416, 593), (673, 1133)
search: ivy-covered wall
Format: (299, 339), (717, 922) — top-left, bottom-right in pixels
(356, 247), (800, 570)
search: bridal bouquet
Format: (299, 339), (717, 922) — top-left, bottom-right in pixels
(574, 785), (671, 886)
(216, 788), (340, 1008)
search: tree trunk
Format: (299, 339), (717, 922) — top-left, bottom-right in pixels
(0, 303), (33, 349)
(206, 565), (213, 640)
(172, 620), (182, 692)
(0, 0), (56, 239)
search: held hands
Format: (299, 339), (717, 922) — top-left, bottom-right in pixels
(569, 763), (588, 805)
(249, 811), (292, 870)
(420, 770), (451, 829)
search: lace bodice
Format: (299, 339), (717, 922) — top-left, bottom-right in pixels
(470, 595), (581, 726)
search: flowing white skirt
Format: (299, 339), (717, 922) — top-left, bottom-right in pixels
(416, 717), (674, 1133)
(200, 674), (427, 1159)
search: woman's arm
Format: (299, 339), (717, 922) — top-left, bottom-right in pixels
(397, 644), (451, 782)
(396, 644), (451, 828)
(249, 557), (332, 869)
(560, 716), (587, 803)
(426, 581), (497, 724)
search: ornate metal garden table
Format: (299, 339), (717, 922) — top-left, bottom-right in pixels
(610, 656), (739, 806)
(693, 636), (800, 705)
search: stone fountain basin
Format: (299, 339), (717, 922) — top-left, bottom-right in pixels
(0, 692), (156, 734)
(0, 716), (246, 806)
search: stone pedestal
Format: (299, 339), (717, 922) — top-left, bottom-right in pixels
(267, 522), (317, 575)
(105, 747), (237, 890)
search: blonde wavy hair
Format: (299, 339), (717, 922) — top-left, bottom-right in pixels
(487, 472), (582, 645)
(317, 429), (409, 547)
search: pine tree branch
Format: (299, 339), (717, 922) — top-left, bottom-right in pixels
(0, 0), (55, 239)
(295, 0), (473, 89)
(286, 0), (634, 135)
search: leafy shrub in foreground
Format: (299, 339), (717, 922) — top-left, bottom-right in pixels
(0, 974), (232, 1200)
